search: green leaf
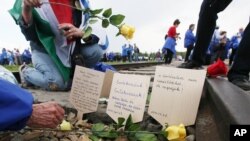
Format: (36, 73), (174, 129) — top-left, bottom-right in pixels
(91, 123), (105, 132)
(90, 8), (103, 15)
(115, 117), (125, 129)
(127, 136), (137, 141)
(102, 8), (112, 18)
(82, 8), (90, 14)
(116, 32), (121, 36)
(98, 131), (117, 138)
(91, 123), (118, 138)
(124, 114), (141, 132)
(89, 135), (100, 141)
(83, 26), (92, 39)
(160, 130), (168, 138)
(102, 19), (110, 28)
(127, 124), (140, 131)
(135, 133), (158, 141)
(89, 19), (98, 24)
(109, 14), (125, 26)
(94, 130), (118, 138)
(125, 114), (133, 130)
(118, 117), (125, 126)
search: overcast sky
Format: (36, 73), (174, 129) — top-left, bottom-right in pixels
(0, 0), (249, 53)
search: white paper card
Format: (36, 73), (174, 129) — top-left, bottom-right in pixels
(70, 66), (105, 118)
(107, 73), (151, 123)
(148, 66), (206, 126)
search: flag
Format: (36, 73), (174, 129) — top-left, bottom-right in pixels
(9, 0), (109, 81)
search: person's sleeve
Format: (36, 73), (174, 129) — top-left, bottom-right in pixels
(18, 16), (41, 42)
(0, 79), (33, 131)
(8, 0), (39, 42)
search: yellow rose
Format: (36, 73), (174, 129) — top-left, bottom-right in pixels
(60, 120), (72, 131)
(120, 24), (135, 40)
(165, 124), (186, 141)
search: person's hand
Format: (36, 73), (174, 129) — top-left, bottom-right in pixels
(22, 0), (42, 24)
(58, 23), (84, 40)
(26, 102), (65, 128)
(23, 0), (42, 8)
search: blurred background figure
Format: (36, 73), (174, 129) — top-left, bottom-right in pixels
(184, 24), (196, 62)
(156, 49), (161, 62)
(127, 44), (133, 62)
(22, 48), (32, 64)
(1, 48), (8, 65)
(162, 19), (181, 64)
(133, 43), (140, 62)
(122, 44), (128, 62)
(229, 28), (244, 66)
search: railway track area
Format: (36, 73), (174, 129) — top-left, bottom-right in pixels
(1, 61), (250, 141)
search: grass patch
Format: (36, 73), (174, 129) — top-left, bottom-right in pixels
(3, 65), (20, 72)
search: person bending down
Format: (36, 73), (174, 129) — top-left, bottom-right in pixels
(0, 79), (64, 131)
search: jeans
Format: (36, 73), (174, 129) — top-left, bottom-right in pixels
(23, 42), (103, 91)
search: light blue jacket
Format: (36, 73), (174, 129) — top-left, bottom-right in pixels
(230, 36), (240, 49)
(184, 29), (196, 48)
(122, 45), (128, 56)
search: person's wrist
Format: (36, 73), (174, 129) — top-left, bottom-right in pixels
(22, 4), (33, 25)
(23, 4), (32, 13)
(26, 106), (34, 127)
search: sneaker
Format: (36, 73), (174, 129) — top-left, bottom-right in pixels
(178, 61), (203, 69)
(18, 63), (28, 88)
(230, 79), (250, 91)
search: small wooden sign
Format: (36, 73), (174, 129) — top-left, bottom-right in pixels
(70, 66), (105, 119)
(148, 66), (206, 126)
(107, 73), (151, 123)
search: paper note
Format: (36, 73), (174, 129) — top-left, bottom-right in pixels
(107, 73), (151, 123)
(70, 66), (105, 119)
(100, 70), (115, 98)
(148, 66), (206, 126)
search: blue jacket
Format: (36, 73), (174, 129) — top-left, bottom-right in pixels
(0, 79), (33, 131)
(127, 45), (133, 55)
(122, 45), (128, 57)
(184, 29), (196, 48)
(22, 49), (32, 58)
(224, 38), (232, 59)
(108, 52), (115, 60)
(230, 36), (240, 49)
(1, 49), (8, 59)
(162, 37), (176, 54)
